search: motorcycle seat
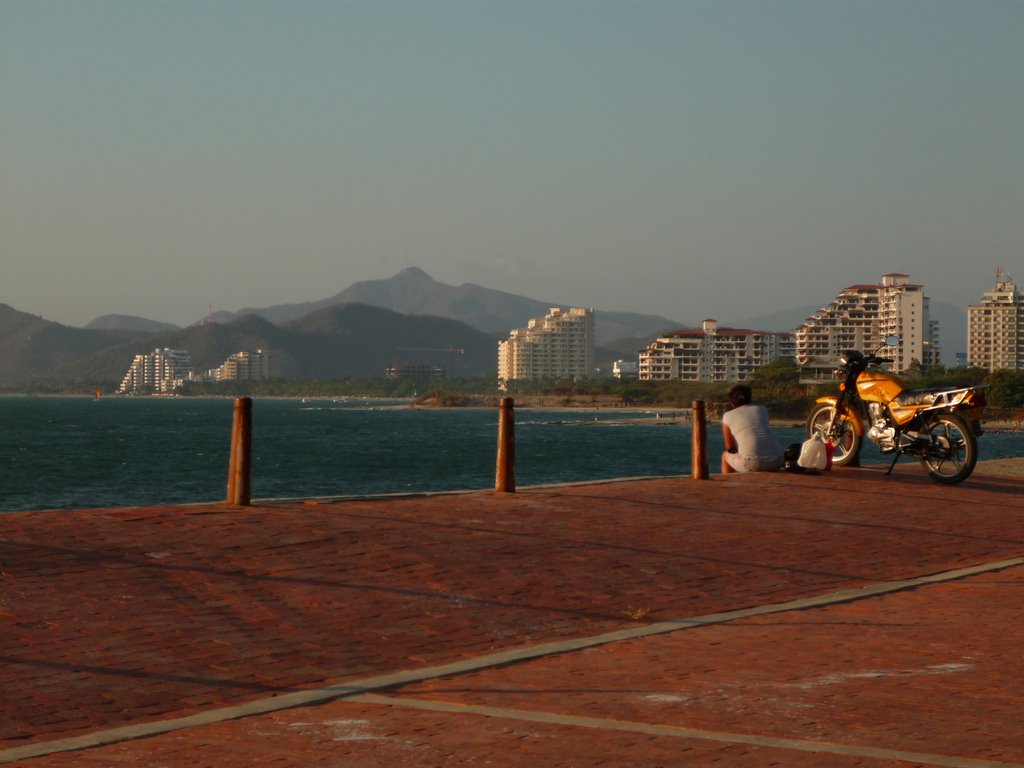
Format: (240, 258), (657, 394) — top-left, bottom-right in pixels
(892, 387), (951, 407)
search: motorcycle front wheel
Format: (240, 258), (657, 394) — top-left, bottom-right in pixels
(806, 404), (861, 467)
(919, 413), (977, 484)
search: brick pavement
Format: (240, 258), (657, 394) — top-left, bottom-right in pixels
(2, 467), (1023, 766)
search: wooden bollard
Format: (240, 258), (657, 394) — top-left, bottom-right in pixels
(495, 397), (515, 492)
(226, 396), (253, 506)
(692, 400), (709, 480)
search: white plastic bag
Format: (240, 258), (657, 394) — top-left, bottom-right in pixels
(798, 434), (828, 471)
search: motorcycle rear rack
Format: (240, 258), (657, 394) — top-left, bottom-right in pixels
(894, 384), (987, 411)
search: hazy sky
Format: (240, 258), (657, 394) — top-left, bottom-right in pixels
(2, 0), (1021, 329)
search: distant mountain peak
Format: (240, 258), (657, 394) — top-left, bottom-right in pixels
(396, 266), (432, 280)
(85, 314), (181, 333)
(196, 266), (683, 345)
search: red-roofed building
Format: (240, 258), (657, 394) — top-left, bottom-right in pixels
(638, 320), (795, 382)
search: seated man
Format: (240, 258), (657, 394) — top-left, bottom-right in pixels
(721, 384), (783, 474)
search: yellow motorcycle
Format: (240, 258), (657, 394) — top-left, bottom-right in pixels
(806, 336), (987, 484)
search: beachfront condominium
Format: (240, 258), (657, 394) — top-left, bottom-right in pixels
(795, 273), (940, 374)
(205, 349), (271, 381)
(498, 307), (595, 389)
(118, 348), (194, 394)
(120, 348), (271, 392)
(967, 268), (1024, 371)
(638, 320), (795, 382)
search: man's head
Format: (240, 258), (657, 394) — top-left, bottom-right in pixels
(729, 385), (752, 408)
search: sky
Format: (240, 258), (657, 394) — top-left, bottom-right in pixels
(2, 0), (1022, 331)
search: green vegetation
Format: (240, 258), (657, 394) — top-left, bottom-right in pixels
(984, 370), (1024, 409)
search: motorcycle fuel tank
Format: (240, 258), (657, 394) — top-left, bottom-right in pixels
(855, 371), (904, 403)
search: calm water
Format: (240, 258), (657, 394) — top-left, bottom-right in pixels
(1, 396), (1020, 512)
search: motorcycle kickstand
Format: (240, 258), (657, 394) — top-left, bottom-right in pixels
(885, 452), (901, 476)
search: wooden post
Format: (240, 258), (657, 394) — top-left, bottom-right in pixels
(692, 399), (709, 480)
(495, 397), (516, 493)
(226, 396), (253, 506)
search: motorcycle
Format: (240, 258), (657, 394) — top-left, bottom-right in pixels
(806, 336), (987, 484)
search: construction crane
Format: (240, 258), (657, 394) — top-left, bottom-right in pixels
(395, 346), (465, 380)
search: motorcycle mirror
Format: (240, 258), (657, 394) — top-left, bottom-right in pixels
(884, 335), (900, 346)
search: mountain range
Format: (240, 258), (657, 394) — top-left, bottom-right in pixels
(0, 267), (968, 388)
(0, 269), (687, 388)
(201, 267), (686, 345)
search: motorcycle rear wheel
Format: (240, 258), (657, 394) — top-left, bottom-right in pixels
(919, 413), (977, 484)
(806, 404), (861, 467)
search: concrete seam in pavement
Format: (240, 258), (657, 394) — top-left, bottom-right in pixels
(2, 555), (1021, 765)
(254, 474), (677, 505)
(352, 693), (1024, 768)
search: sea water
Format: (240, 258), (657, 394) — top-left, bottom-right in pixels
(0, 396), (1020, 512)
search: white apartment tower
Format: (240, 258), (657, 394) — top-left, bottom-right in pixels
(213, 349), (271, 381)
(967, 268), (1024, 371)
(118, 348), (193, 394)
(795, 273), (939, 373)
(498, 307), (595, 388)
(638, 320), (794, 382)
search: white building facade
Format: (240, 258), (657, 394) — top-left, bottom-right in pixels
(498, 307), (595, 388)
(638, 320), (795, 382)
(795, 273), (940, 373)
(120, 348), (270, 392)
(118, 348), (194, 394)
(207, 349), (271, 381)
(967, 268), (1024, 371)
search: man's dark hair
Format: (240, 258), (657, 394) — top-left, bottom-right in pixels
(729, 385), (752, 407)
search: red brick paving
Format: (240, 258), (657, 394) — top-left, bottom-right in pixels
(388, 566), (1024, 765)
(2, 467), (1023, 766)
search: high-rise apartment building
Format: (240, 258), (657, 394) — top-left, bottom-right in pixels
(118, 348), (193, 394)
(795, 273), (939, 374)
(120, 348), (270, 392)
(967, 268), (1024, 371)
(638, 320), (794, 382)
(211, 349), (271, 381)
(498, 307), (595, 388)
